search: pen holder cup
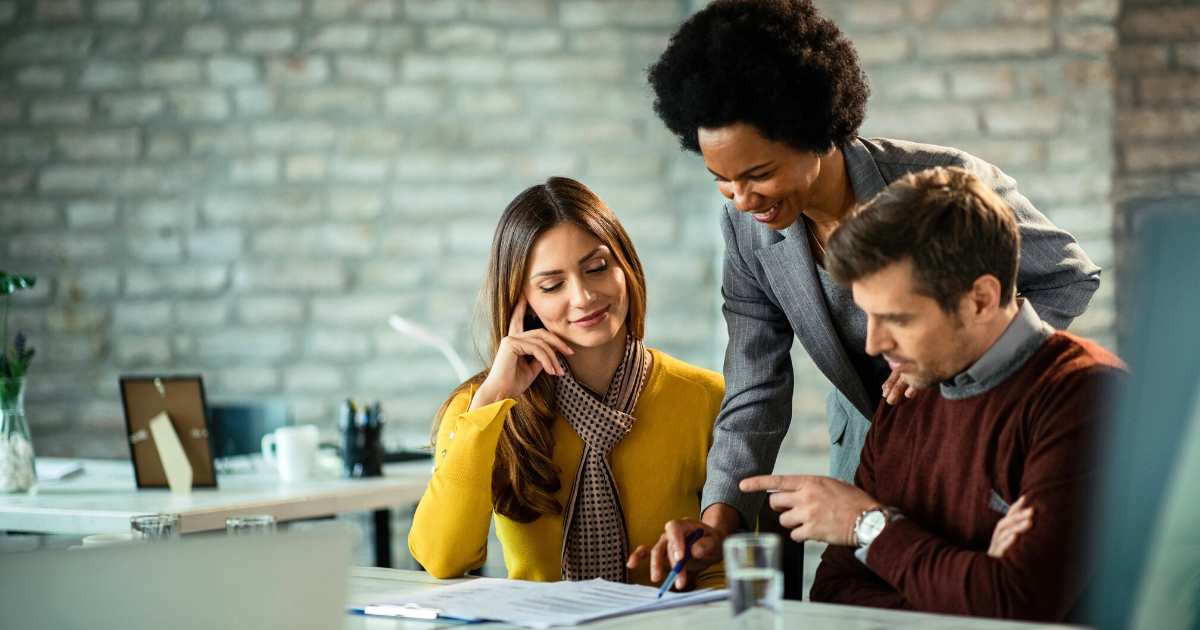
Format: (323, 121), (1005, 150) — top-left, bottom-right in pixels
(341, 421), (383, 478)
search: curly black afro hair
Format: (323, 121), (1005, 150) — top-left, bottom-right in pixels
(648, 0), (870, 155)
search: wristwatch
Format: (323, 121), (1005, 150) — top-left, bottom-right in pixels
(854, 506), (903, 549)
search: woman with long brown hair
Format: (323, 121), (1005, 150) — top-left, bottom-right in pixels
(407, 177), (724, 589)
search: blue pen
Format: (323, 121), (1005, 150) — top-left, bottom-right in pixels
(657, 529), (704, 598)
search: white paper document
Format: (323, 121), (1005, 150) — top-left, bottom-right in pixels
(358, 577), (727, 628)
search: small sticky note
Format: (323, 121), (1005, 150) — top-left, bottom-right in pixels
(149, 411), (193, 495)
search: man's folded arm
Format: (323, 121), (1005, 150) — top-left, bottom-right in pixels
(810, 544), (912, 609)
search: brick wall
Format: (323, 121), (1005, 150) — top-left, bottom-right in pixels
(0, 0), (1120, 461)
(1113, 0), (1199, 348)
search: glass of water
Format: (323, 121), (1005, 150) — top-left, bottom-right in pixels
(226, 514), (276, 536)
(724, 533), (783, 630)
(130, 514), (180, 542)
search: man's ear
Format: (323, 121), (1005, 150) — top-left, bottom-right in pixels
(967, 275), (1003, 320)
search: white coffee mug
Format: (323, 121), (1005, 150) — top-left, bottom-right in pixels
(261, 425), (319, 482)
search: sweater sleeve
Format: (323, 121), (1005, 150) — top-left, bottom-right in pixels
(859, 367), (1111, 621)
(810, 405), (912, 609)
(407, 389), (516, 578)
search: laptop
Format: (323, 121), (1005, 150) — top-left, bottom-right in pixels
(0, 529), (352, 630)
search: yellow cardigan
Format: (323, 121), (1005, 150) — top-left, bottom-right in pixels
(408, 349), (725, 589)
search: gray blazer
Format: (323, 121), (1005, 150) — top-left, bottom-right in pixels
(703, 137), (1101, 525)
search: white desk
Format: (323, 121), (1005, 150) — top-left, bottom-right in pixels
(0, 457), (432, 566)
(342, 567), (1076, 630)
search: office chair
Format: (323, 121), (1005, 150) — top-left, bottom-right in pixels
(757, 500), (805, 601)
(207, 401), (291, 471)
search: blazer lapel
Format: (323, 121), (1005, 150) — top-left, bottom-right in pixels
(755, 220), (874, 419)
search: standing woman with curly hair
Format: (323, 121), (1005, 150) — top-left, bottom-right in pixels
(632, 0), (1101, 585)
(408, 177), (724, 589)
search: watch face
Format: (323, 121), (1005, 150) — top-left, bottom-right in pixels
(859, 510), (886, 541)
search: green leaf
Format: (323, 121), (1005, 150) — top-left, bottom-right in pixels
(0, 274), (36, 296)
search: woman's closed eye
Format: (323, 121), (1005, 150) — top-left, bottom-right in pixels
(537, 262), (608, 293)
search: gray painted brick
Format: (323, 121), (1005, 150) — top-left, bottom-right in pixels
(312, 0), (394, 18)
(427, 25), (500, 52)
(239, 27), (297, 52)
(252, 122), (338, 149)
(10, 233), (112, 261)
(150, 0), (212, 20)
(0, 98), (21, 122)
(504, 29), (564, 55)
(285, 154), (328, 180)
(214, 366), (282, 394)
(282, 87), (377, 115)
(30, 97), (92, 124)
(16, 65), (66, 88)
(265, 55), (330, 84)
(169, 90), (231, 121)
(284, 365), (346, 394)
(112, 301), (172, 330)
(80, 60), (138, 89)
(57, 129), (141, 160)
(330, 188), (385, 219)
(307, 24), (373, 50)
(2, 30), (94, 60)
(99, 93), (165, 122)
(335, 55), (394, 84)
(238, 296), (304, 324)
(229, 155), (279, 184)
(140, 58), (203, 85)
(402, 55), (506, 83)
(233, 87), (276, 115)
(383, 85), (445, 115)
(252, 224), (373, 257)
(125, 231), (184, 262)
(308, 329), (371, 360)
(0, 200), (60, 231)
(57, 269), (120, 301)
(0, 133), (54, 163)
(203, 190), (322, 223)
(125, 265), (228, 297)
(331, 157), (389, 182)
(227, 0), (303, 21)
(66, 200), (117, 228)
(233, 261), (350, 292)
(186, 228), (245, 261)
(95, 0), (141, 22)
(375, 25), (415, 51)
(560, 1), (680, 28)
(175, 300), (229, 327)
(39, 165), (161, 194)
(113, 337), (172, 365)
(184, 24), (228, 51)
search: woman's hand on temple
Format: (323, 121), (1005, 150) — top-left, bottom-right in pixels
(470, 295), (574, 410)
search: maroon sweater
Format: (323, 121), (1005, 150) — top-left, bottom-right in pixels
(810, 332), (1125, 621)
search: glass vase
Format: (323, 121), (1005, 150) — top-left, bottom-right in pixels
(0, 377), (36, 493)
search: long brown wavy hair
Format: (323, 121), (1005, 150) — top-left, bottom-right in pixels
(432, 177), (648, 523)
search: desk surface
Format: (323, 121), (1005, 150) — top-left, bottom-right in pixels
(342, 567), (1076, 630)
(0, 457), (431, 535)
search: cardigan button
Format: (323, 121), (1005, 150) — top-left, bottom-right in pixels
(430, 466), (436, 473)
(440, 450), (447, 457)
(448, 432), (455, 440)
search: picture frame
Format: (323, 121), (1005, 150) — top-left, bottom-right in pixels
(119, 375), (217, 489)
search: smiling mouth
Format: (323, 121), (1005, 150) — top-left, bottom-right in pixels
(572, 306), (609, 328)
(751, 201), (782, 223)
(884, 356), (912, 371)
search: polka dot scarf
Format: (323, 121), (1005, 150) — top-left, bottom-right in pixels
(555, 334), (651, 583)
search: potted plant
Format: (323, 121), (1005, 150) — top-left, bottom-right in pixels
(1, 271), (37, 493)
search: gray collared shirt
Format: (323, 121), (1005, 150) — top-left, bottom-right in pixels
(941, 298), (1054, 399)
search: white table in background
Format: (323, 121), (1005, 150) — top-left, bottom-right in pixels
(0, 457), (432, 567)
(343, 567), (1078, 630)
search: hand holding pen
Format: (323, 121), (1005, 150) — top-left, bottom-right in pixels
(656, 529), (704, 598)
